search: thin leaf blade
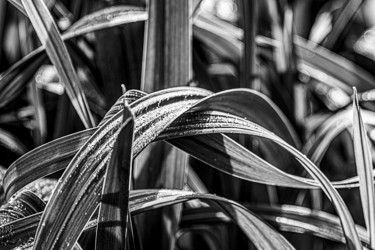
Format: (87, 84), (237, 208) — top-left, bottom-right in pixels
(96, 100), (135, 250)
(352, 87), (375, 248)
(21, 0), (95, 128)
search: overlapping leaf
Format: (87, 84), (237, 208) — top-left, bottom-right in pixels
(96, 100), (135, 250)
(1, 190), (296, 250)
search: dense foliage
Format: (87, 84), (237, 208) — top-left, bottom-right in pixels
(1, 0), (375, 249)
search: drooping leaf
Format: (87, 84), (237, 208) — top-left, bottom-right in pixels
(352, 87), (375, 248)
(180, 204), (369, 247)
(96, 100), (135, 250)
(1, 190), (296, 250)
(22, 0), (95, 128)
(64, 6), (146, 40)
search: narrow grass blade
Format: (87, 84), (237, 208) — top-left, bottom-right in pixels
(22, 0), (95, 128)
(141, 0), (191, 92)
(96, 100), (135, 250)
(238, 0), (258, 89)
(322, 0), (362, 50)
(181, 204), (370, 247)
(352, 87), (375, 248)
(7, 0), (26, 15)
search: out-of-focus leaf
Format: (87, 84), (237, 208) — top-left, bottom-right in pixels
(96, 100), (135, 250)
(0, 128), (28, 156)
(322, 0), (362, 50)
(296, 36), (375, 92)
(352, 87), (375, 248)
(0, 52), (47, 109)
(22, 0), (95, 128)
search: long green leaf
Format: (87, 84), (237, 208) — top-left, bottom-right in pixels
(96, 100), (135, 250)
(22, 0), (95, 128)
(352, 87), (375, 248)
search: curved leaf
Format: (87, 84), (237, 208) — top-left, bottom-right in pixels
(1, 190), (295, 250)
(33, 87), (210, 249)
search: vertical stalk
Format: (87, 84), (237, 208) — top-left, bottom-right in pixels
(238, 0), (258, 90)
(141, 0), (191, 91)
(138, 1), (191, 250)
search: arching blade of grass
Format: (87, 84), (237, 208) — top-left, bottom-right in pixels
(65, 6), (146, 39)
(2, 87), (306, 203)
(96, 100), (135, 250)
(352, 87), (375, 248)
(34, 88), (360, 249)
(3, 87), (368, 203)
(32, 87), (209, 250)
(21, 0), (95, 128)
(180, 204), (369, 247)
(160, 110), (361, 249)
(304, 107), (375, 188)
(304, 109), (352, 165)
(1, 190), (296, 250)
